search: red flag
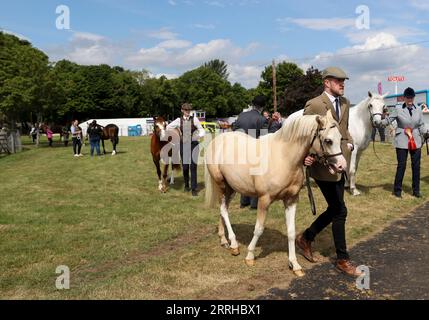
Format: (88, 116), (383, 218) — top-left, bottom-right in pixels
(377, 82), (382, 95)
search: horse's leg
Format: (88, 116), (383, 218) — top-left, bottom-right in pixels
(169, 159), (175, 185)
(153, 157), (163, 192)
(350, 148), (361, 196)
(161, 163), (169, 192)
(220, 190), (239, 255)
(102, 139), (106, 155)
(111, 138), (116, 155)
(245, 194), (271, 266)
(219, 185), (234, 248)
(283, 197), (304, 277)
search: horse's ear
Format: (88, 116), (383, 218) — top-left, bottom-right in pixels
(153, 116), (157, 121)
(368, 91), (372, 98)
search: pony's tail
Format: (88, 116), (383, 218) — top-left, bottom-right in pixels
(205, 163), (220, 208)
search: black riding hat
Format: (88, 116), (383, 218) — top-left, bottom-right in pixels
(403, 87), (415, 98)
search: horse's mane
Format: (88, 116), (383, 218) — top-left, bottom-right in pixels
(271, 115), (319, 144)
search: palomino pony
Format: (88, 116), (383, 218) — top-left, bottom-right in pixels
(151, 116), (181, 192)
(205, 112), (346, 276)
(285, 91), (388, 195)
(101, 124), (119, 155)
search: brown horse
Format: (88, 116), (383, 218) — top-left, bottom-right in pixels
(151, 116), (181, 192)
(100, 124), (119, 155)
(39, 124), (70, 146)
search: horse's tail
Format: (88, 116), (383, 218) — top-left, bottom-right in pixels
(115, 135), (119, 145)
(205, 163), (220, 208)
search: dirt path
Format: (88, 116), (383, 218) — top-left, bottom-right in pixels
(260, 201), (429, 300)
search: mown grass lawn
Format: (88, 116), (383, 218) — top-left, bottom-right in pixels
(1, 135), (428, 299)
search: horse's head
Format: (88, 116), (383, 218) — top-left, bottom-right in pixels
(310, 112), (347, 175)
(367, 91), (389, 128)
(153, 116), (168, 138)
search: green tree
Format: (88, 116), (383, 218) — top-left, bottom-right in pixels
(282, 66), (323, 115)
(203, 59), (229, 80)
(175, 66), (231, 117)
(257, 61), (304, 113)
(0, 32), (50, 126)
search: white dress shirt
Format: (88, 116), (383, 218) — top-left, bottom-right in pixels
(167, 116), (206, 141)
(324, 91), (341, 119)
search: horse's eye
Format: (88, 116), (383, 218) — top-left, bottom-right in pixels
(324, 139), (333, 145)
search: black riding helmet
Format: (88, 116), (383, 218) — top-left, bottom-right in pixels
(403, 87), (415, 98)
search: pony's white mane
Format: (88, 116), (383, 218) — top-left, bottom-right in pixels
(274, 115), (320, 143)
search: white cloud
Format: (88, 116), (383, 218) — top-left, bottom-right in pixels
(64, 32), (114, 65)
(126, 39), (258, 71)
(228, 64), (263, 88)
(154, 73), (179, 79)
(299, 32), (429, 103)
(192, 24), (215, 30)
(205, 1), (225, 7)
(157, 39), (192, 49)
(410, 0), (429, 11)
(280, 17), (356, 31)
(147, 27), (178, 40)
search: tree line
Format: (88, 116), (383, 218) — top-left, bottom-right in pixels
(0, 31), (323, 129)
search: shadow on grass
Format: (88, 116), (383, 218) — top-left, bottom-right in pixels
(232, 223), (335, 260)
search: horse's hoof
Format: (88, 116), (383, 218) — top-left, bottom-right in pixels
(245, 259), (255, 267)
(293, 270), (305, 277)
(230, 247), (240, 256)
(351, 189), (361, 196)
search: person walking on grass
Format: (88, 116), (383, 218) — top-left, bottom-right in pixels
(46, 126), (53, 147)
(71, 120), (83, 157)
(296, 66), (362, 277)
(86, 120), (103, 157)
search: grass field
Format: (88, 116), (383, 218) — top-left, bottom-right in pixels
(1, 134), (429, 299)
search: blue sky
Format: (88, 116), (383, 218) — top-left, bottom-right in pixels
(2, 0), (429, 103)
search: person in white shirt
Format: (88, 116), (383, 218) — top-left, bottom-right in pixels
(166, 103), (205, 197)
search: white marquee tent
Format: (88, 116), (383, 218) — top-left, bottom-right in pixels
(78, 118), (154, 137)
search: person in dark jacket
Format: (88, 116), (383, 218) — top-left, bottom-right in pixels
(86, 120), (103, 156)
(233, 95), (269, 209)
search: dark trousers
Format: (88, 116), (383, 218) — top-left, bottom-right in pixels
(48, 138), (53, 147)
(304, 175), (349, 260)
(180, 141), (199, 191)
(394, 148), (421, 195)
(240, 195), (258, 209)
(371, 127), (385, 142)
(72, 137), (82, 155)
(90, 138), (101, 156)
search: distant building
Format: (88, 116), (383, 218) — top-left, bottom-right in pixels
(190, 110), (206, 122)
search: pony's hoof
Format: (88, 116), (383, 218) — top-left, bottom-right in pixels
(230, 247), (240, 256)
(293, 270), (305, 277)
(245, 259), (255, 267)
(112, 151), (116, 155)
(351, 189), (361, 196)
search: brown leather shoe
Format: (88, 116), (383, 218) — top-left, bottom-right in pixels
(335, 259), (364, 277)
(296, 233), (317, 263)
